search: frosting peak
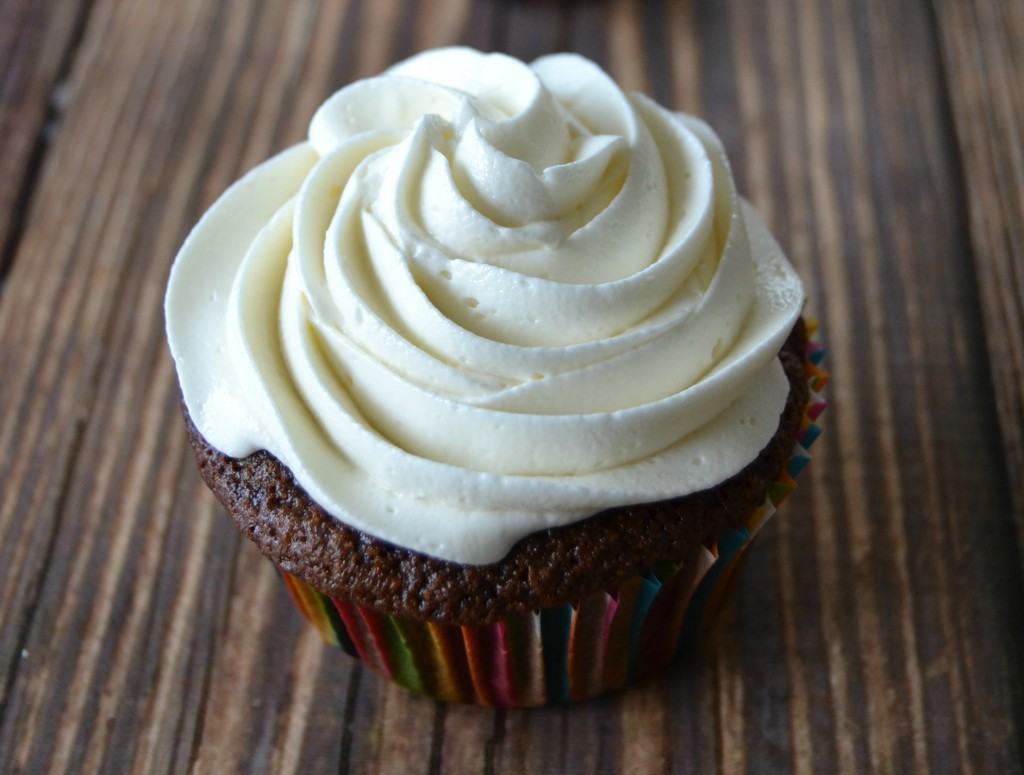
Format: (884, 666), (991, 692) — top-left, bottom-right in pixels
(166, 48), (804, 563)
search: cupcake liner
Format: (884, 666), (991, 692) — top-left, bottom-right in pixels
(278, 328), (828, 707)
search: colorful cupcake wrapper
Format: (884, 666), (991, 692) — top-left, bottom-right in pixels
(278, 328), (829, 707)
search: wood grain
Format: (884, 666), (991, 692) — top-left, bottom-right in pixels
(0, 0), (1020, 773)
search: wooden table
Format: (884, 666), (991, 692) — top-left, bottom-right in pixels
(1, 1), (1021, 772)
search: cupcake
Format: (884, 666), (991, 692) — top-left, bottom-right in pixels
(165, 48), (827, 706)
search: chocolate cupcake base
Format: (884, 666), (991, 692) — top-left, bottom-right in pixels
(188, 321), (818, 626)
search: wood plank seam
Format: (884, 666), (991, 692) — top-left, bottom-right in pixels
(427, 702), (447, 775)
(335, 666), (364, 775)
(0, 0), (97, 290)
(927, 0), (1024, 579)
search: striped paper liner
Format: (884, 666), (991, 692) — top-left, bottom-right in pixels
(278, 329), (828, 707)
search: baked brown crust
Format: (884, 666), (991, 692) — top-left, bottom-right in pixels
(186, 320), (808, 625)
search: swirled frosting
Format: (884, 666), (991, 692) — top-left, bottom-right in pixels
(166, 48), (804, 564)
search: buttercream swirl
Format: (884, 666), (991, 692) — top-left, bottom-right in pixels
(166, 48), (804, 563)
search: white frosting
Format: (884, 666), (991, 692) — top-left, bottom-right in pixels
(165, 48), (804, 564)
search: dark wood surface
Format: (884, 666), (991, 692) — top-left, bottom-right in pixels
(1, 1), (1021, 772)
